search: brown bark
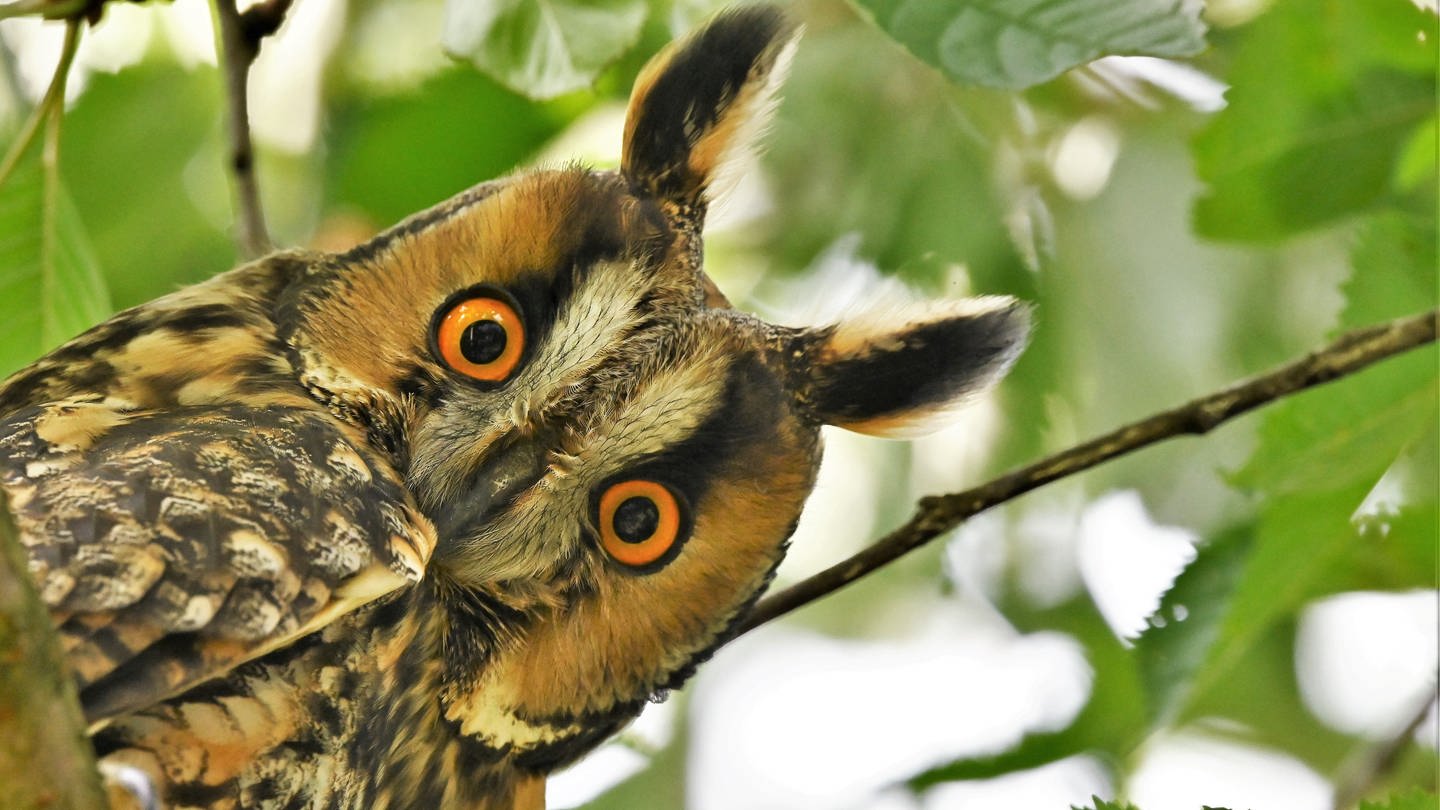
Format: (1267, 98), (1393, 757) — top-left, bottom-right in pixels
(0, 500), (104, 808)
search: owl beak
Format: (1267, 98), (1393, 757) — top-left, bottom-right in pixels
(436, 435), (549, 539)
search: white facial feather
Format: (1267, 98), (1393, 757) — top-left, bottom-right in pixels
(410, 259), (649, 505)
(704, 29), (801, 210)
(453, 331), (732, 584)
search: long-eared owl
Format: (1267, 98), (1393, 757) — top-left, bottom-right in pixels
(0, 6), (1029, 809)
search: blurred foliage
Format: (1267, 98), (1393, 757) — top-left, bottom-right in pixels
(1360, 789), (1440, 810)
(856, 0), (1206, 88)
(1073, 798), (1140, 810)
(59, 64), (230, 307)
(1192, 0), (1435, 240)
(0, 0), (1435, 807)
(0, 159), (109, 374)
(441, 0), (648, 99)
(1132, 523), (1250, 732)
(324, 65), (577, 224)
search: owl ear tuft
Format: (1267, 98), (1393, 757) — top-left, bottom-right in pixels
(622, 5), (800, 212)
(793, 297), (1032, 438)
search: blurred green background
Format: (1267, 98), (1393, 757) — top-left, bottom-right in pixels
(0, 0), (1435, 808)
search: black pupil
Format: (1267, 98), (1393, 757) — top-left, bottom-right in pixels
(612, 496), (660, 544)
(460, 319), (507, 365)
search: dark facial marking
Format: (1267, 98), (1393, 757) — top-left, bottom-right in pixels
(511, 706), (640, 773)
(337, 180), (506, 266)
(164, 780), (236, 807)
(608, 350), (785, 510)
(582, 350), (788, 576)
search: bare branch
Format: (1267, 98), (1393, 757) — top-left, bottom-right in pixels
(211, 0), (291, 258)
(0, 0), (87, 21)
(0, 478), (105, 808)
(740, 309), (1440, 634)
(1331, 694), (1438, 810)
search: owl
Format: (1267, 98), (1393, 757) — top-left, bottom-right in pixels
(0, 7), (1028, 809)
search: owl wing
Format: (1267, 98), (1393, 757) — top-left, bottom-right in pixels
(0, 396), (433, 723)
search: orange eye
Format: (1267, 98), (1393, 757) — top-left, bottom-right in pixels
(435, 295), (525, 382)
(598, 480), (684, 568)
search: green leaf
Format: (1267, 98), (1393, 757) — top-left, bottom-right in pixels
(442, 0), (648, 99)
(1199, 325), (1434, 715)
(1219, 347), (1437, 630)
(1132, 525), (1251, 730)
(1329, 209), (1438, 580)
(1359, 789), (1440, 810)
(908, 728), (1087, 787)
(60, 65), (233, 310)
(1373, 425), (1439, 580)
(583, 698), (689, 810)
(1393, 112), (1437, 192)
(1193, 0), (1437, 241)
(1231, 202), (1438, 498)
(0, 158), (111, 379)
(1229, 348), (1437, 497)
(1188, 175), (1439, 715)
(857, 0), (1206, 89)
(755, 20), (1034, 294)
(326, 67), (574, 227)
(1071, 797), (1140, 810)
(1186, 488), (1364, 724)
(1341, 211), (1439, 331)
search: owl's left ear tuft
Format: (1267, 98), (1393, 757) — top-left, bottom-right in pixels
(793, 297), (1032, 438)
(622, 5), (800, 213)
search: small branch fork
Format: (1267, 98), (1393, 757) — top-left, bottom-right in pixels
(212, 0), (293, 258)
(1332, 694), (1438, 809)
(738, 308), (1440, 634)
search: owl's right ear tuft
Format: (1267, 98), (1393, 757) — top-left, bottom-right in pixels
(791, 297), (1032, 438)
(621, 5), (800, 214)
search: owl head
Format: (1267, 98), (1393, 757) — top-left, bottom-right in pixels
(283, 6), (1028, 755)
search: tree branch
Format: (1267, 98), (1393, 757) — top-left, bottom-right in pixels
(739, 309), (1440, 634)
(1331, 693), (1437, 810)
(0, 25), (106, 807)
(0, 489), (105, 808)
(211, 0), (292, 258)
(0, 0), (86, 22)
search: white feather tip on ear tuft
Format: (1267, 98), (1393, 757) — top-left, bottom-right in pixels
(800, 288), (1031, 439)
(703, 29), (802, 209)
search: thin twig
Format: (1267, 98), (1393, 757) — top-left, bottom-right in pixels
(211, 0), (278, 258)
(0, 19), (80, 191)
(237, 0), (294, 40)
(1331, 693), (1437, 809)
(739, 309), (1440, 634)
(39, 20), (76, 348)
(0, 0), (86, 21)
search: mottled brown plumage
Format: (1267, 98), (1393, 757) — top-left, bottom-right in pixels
(0, 7), (1028, 809)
